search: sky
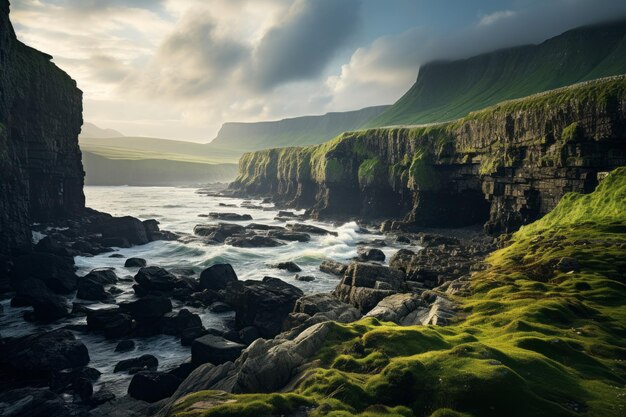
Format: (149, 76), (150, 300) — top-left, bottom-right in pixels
(10, 0), (626, 142)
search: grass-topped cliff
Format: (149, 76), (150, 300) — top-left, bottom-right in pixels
(231, 75), (626, 232)
(170, 165), (626, 416)
(367, 20), (626, 128)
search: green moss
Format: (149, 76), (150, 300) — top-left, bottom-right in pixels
(408, 151), (440, 190)
(189, 167), (626, 417)
(358, 158), (386, 187)
(560, 122), (581, 142)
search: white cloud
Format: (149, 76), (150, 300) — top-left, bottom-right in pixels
(478, 10), (516, 27)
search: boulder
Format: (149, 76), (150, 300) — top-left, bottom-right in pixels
(77, 277), (110, 301)
(86, 307), (133, 339)
(83, 268), (119, 285)
(128, 371), (181, 403)
(245, 223), (284, 231)
(207, 212), (252, 221)
(295, 274), (315, 282)
(0, 388), (69, 417)
(365, 293), (427, 325)
(266, 230), (311, 242)
(209, 302), (232, 313)
(134, 266), (180, 292)
(119, 296), (172, 320)
(34, 236), (72, 257)
(357, 247), (386, 262)
(115, 340), (135, 352)
(225, 235), (285, 248)
(319, 260), (348, 276)
(11, 252), (77, 294)
(143, 219), (161, 240)
(283, 293), (362, 338)
(94, 216), (149, 245)
(73, 376), (94, 400)
(271, 261), (302, 273)
(180, 327), (208, 346)
(0, 330), (89, 373)
(200, 264), (238, 291)
(114, 354), (158, 374)
(109, 253), (125, 258)
(192, 334), (246, 365)
(193, 223), (245, 242)
(91, 387), (116, 406)
(12, 278), (70, 321)
(160, 309), (203, 336)
(223, 277), (304, 338)
(50, 366), (101, 393)
(286, 223), (337, 236)
(124, 258), (147, 268)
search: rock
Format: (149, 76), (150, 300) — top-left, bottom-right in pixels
(77, 276), (110, 301)
(286, 223), (337, 236)
(11, 252), (77, 294)
(153, 364), (218, 416)
(319, 260), (348, 276)
(83, 268), (119, 285)
(225, 235), (285, 248)
(278, 211), (297, 217)
(223, 277), (304, 338)
(143, 219), (161, 240)
(238, 326), (261, 345)
(109, 286), (123, 295)
(49, 366), (101, 393)
(192, 334), (246, 365)
(418, 295), (457, 325)
(12, 278), (70, 321)
(266, 230), (311, 242)
(119, 296), (172, 320)
(91, 387), (116, 405)
(556, 257), (581, 272)
(34, 236), (72, 257)
(128, 371), (181, 403)
(200, 263), (238, 291)
(115, 340), (135, 352)
(283, 293), (362, 337)
(245, 223), (284, 231)
(271, 261), (302, 273)
(180, 327), (208, 346)
(365, 293), (427, 325)
(124, 257), (147, 268)
(86, 307), (133, 339)
(0, 388), (69, 417)
(209, 302), (232, 313)
(0, 329), (89, 373)
(160, 309), (203, 336)
(114, 354), (158, 374)
(99, 237), (131, 248)
(193, 223), (246, 242)
(207, 212), (253, 221)
(357, 247), (386, 262)
(134, 266), (180, 292)
(109, 253), (125, 258)
(396, 235), (411, 244)
(93, 216), (150, 245)
(73, 376), (93, 400)
(295, 274), (315, 282)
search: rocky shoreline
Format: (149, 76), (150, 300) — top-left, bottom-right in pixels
(0, 189), (497, 416)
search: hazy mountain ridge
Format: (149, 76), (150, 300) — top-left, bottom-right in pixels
(367, 19), (626, 127)
(79, 122), (124, 139)
(210, 105), (390, 151)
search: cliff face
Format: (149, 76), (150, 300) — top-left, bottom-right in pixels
(210, 105), (390, 152)
(0, 1), (84, 254)
(367, 20), (626, 128)
(231, 76), (626, 234)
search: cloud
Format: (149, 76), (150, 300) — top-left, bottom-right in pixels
(249, 0), (362, 90)
(478, 10), (516, 27)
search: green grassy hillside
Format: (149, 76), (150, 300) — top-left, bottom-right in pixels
(172, 167), (626, 416)
(367, 20), (626, 128)
(210, 105), (390, 151)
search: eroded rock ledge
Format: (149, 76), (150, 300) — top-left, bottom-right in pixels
(230, 76), (626, 234)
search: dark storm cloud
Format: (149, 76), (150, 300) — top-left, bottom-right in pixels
(250, 0), (362, 90)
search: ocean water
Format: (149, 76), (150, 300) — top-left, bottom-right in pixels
(0, 185), (407, 395)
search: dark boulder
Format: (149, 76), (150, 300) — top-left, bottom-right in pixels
(224, 277), (304, 338)
(83, 268), (118, 285)
(99, 237), (131, 248)
(200, 263), (238, 291)
(319, 260), (348, 276)
(134, 266), (180, 292)
(207, 212), (252, 221)
(127, 371), (181, 403)
(193, 223), (245, 242)
(119, 296), (172, 320)
(77, 277), (110, 301)
(267, 230), (311, 242)
(11, 252), (77, 294)
(180, 327), (208, 346)
(271, 261), (302, 273)
(115, 340), (135, 352)
(209, 301), (232, 313)
(73, 376), (93, 400)
(109, 253), (125, 258)
(50, 366), (101, 393)
(34, 236), (72, 257)
(160, 309), (203, 336)
(357, 247), (386, 262)
(0, 330), (89, 373)
(191, 334), (245, 365)
(124, 257), (147, 268)
(114, 354), (158, 374)
(0, 388), (69, 417)
(94, 216), (149, 245)
(143, 219), (161, 240)
(238, 326), (261, 345)
(225, 235), (284, 248)
(85, 307), (133, 339)
(91, 387), (116, 405)
(295, 274), (315, 282)
(13, 278), (70, 321)
(286, 223), (337, 236)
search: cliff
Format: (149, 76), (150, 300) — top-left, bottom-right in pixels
(0, 0), (84, 254)
(367, 20), (626, 128)
(210, 105), (389, 151)
(231, 76), (626, 234)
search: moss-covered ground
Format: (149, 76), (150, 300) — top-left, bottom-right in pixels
(173, 167), (626, 417)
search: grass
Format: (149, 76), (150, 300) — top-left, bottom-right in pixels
(366, 21), (626, 128)
(176, 167), (626, 416)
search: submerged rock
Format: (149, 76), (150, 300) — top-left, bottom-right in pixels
(114, 354), (158, 374)
(225, 235), (285, 248)
(286, 223), (338, 236)
(124, 257), (147, 268)
(271, 261), (302, 273)
(207, 212), (253, 221)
